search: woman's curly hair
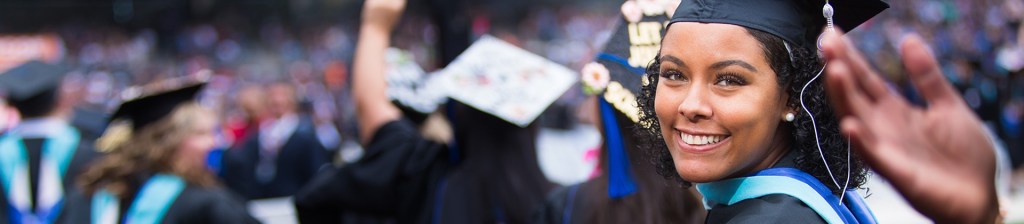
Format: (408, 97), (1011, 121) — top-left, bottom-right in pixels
(635, 27), (868, 194)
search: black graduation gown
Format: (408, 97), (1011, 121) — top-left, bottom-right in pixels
(534, 182), (577, 224)
(537, 150), (826, 224)
(0, 135), (101, 223)
(704, 151), (826, 224)
(60, 183), (259, 224)
(533, 162), (703, 224)
(293, 118), (448, 224)
(221, 115), (329, 200)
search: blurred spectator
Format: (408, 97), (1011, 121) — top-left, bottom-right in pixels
(224, 84), (269, 148)
(220, 82), (329, 200)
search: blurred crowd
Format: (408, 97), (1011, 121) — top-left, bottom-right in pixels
(0, 2), (625, 159)
(845, 0), (1024, 167)
(0, 0), (1022, 216)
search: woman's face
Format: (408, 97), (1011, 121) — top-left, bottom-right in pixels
(176, 112), (217, 168)
(655, 22), (792, 183)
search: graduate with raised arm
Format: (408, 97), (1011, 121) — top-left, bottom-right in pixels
(293, 0), (558, 223)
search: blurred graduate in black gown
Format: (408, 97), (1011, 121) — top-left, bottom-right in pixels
(292, 0), (557, 223)
(0, 61), (102, 223)
(534, 1), (704, 223)
(61, 73), (257, 223)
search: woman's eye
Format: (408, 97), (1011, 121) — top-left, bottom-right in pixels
(715, 74), (747, 86)
(660, 71), (685, 81)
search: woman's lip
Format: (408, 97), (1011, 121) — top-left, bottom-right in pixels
(674, 130), (729, 154)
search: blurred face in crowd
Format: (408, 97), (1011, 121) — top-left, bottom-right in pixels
(267, 83), (297, 118)
(175, 104), (218, 169)
(654, 22), (792, 183)
(237, 85), (268, 121)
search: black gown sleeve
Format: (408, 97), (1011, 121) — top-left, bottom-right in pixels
(705, 194), (826, 224)
(293, 118), (448, 223)
(57, 186), (258, 224)
(532, 184), (576, 224)
(163, 187), (259, 224)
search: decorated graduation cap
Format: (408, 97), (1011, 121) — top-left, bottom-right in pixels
(436, 35), (578, 127)
(110, 71), (210, 131)
(580, 0), (676, 199)
(668, 0), (889, 52)
(385, 47), (448, 123)
(0, 60), (69, 118)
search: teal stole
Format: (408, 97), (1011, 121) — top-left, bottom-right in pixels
(0, 125), (79, 224)
(697, 168), (877, 224)
(91, 174), (186, 224)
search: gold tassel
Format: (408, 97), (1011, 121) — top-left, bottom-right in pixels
(96, 121), (132, 153)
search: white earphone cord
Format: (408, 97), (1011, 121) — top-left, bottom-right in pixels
(801, 63), (852, 204)
(799, 0), (852, 204)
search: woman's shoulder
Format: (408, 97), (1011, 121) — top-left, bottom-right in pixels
(706, 194), (826, 224)
(165, 185), (258, 223)
(180, 185), (240, 198)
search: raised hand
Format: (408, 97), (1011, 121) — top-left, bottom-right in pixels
(362, 0), (407, 32)
(821, 31), (998, 224)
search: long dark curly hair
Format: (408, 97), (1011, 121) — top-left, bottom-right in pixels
(635, 27), (868, 194)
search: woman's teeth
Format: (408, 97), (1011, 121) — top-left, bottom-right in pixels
(681, 133), (724, 145)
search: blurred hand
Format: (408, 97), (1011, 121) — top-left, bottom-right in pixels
(821, 31), (998, 223)
(361, 0), (406, 32)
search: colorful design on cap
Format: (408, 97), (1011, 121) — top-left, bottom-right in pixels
(581, 62), (610, 95)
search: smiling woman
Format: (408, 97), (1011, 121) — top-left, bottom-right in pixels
(652, 23), (800, 184)
(634, 0), (888, 223)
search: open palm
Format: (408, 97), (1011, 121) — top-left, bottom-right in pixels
(821, 32), (998, 223)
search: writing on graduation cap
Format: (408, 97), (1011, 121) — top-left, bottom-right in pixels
(622, 0), (673, 68)
(627, 21), (663, 68)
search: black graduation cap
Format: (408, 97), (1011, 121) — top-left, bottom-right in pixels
(584, 1), (673, 123)
(669, 0), (889, 51)
(582, 0), (678, 199)
(0, 60), (68, 117)
(110, 74), (208, 130)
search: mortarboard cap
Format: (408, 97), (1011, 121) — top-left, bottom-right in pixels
(582, 0), (675, 124)
(668, 0), (889, 51)
(0, 60), (69, 117)
(580, 0), (679, 199)
(110, 71), (210, 130)
(436, 35), (577, 127)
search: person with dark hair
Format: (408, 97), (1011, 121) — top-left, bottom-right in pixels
(292, 0), (557, 223)
(0, 61), (101, 223)
(61, 74), (257, 223)
(534, 1), (704, 223)
(634, 0), (888, 222)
